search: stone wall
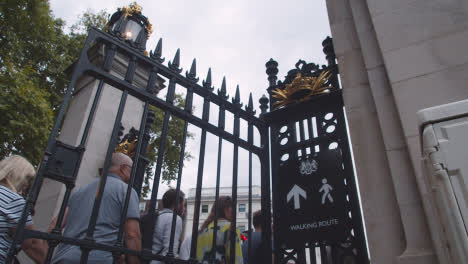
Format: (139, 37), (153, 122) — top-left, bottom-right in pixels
(326, 0), (468, 263)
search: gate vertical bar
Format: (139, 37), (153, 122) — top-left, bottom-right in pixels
(263, 59), (276, 264)
(80, 89), (129, 264)
(113, 53), (156, 263)
(132, 66), (159, 196)
(189, 78), (211, 260)
(143, 75), (178, 260)
(81, 53), (138, 263)
(259, 95), (273, 264)
(167, 59), (197, 258)
(320, 244), (329, 264)
(309, 245), (317, 264)
(260, 123), (273, 264)
(211, 73), (226, 260)
(246, 93), (255, 264)
(230, 86), (243, 264)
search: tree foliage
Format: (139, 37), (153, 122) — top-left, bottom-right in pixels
(0, 1), (192, 193)
(0, 0), (60, 163)
(0, 62), (53, 163)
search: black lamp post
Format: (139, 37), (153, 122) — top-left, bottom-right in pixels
(107, 2), (153, 52)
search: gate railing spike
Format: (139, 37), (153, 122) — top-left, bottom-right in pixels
(246, 93), (255, 114)
(186, 58), (199, 82)
(133, 29), (147, 51)
(232, 85), (243, 107)
(168, 48), (182, 73)
(150, 38), (165, 63)
(218, 76), (228, 100)
(202, 68), (214, 91)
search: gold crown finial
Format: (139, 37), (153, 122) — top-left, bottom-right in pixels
(271, 70), (332, 109)
(114, 139), (138, 158)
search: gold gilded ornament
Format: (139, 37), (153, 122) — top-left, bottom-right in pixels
(114, 139), (138, 158)
(130, 2), (142, 14)
(272, 70), (332, 109)
(146, 23), (153, 39)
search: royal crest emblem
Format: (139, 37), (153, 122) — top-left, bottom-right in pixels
(299, 159), (318, 175)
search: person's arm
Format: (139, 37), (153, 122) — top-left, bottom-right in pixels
(48, 207), (68, 233)
(173, 215), (183, 256)
(161, 214), (171, 255)
(162, 213), (183, 256)
(19, 225), (47, 264)
(235, 229), (244, 264)
(178, 236), (191, 260)
(241, 240), (248, 264)
(125, 218), (141, 264)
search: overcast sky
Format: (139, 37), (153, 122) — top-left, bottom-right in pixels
(49, 0), (332, 198)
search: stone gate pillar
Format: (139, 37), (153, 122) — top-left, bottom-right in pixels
(33, 45), (164, 231)
(325, 0), (440, 263)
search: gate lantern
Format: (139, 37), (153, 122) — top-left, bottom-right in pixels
(107, 2), (152, 51)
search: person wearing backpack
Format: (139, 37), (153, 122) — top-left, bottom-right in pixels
(241, 210), (273, 264)
(150, 189), (185, 264)
(196, 196), (243, 264)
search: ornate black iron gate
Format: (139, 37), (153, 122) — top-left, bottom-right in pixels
(264, 38), (369, 264)
(7, 6), (367, 264)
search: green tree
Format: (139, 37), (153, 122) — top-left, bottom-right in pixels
(0, 0), (59, 163)
(0, 61), (53, 163)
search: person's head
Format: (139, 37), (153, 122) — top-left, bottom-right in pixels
(199, 196), (234, 232)
(253, 210), (263, 231)
(109, 152), (133, 183)
(162, 188), (186, 216)
(211, 196), (234, 222)
(0, 155), (35, 194)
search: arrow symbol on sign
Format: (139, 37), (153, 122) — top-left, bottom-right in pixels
(287, 185), (307, 209)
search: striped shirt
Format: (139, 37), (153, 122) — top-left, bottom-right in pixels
(0, 185), (33, 262)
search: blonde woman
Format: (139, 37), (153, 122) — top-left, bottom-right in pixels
(0, 155), (46, 263)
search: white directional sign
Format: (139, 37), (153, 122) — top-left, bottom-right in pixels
(287, 184), (307, 209)
(277, 150), (348, 247)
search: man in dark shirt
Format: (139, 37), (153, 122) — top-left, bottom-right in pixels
(242, 210), (273, 264)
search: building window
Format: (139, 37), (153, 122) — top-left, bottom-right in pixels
(239, 204), (246, 213)
(238, 225), (245, 233)
(202, 204), (209, 213)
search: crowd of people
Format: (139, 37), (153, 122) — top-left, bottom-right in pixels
(0, 153), (271, 264)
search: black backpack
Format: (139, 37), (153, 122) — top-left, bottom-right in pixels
(140, 210), (159, 250)
(140, 210), (172, 250)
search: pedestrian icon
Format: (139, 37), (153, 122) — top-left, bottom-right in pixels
(319, 178), (334, 204)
